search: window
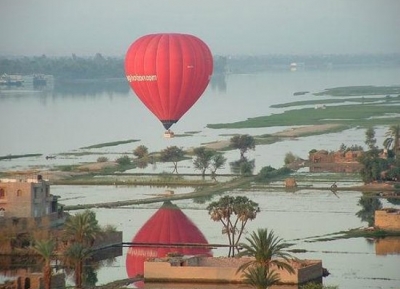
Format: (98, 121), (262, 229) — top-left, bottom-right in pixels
(0, 188), (5, 199)
(17, 189), (22, 197)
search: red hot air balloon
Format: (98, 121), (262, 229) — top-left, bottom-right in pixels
(126, 201), (212, 283)
(125, 33), (213, 132)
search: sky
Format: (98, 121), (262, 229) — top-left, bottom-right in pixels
(0, 0), (399, 57)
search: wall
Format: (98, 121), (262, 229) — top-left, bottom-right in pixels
(144, 257), (322, 285)
(0, 178), (52, 219)
(375, 209), (400, 231)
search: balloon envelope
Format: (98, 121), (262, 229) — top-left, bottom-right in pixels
(125, 33), (213, 130)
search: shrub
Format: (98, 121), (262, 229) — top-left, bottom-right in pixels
(284, 152), (297, 165)
(256, 166), (292, 182)
(97, 156), (108, 163)
(102, 224), (117, 232)
(116, 155), (131, 166)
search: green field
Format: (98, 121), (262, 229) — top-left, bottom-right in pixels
(208, 86), (400, 130)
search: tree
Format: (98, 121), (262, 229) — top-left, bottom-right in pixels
(365, 127), (378, 153)
(236, 228), (295, 289)
(30, 239), (56, 289)
(207, 196), (259, 257)
(63, 243), (93, 289)
(63, 210), (102, 247)
(383, 124), (400, 158)
(210, 153), (227, 179)
(116, 155), (131, 166)
(160, 146), (185, 174)
(284, 152), (297, 165)
(241, 264), (280, 289)
(193, 147), (215, 177)
(133, 145), (149, 159)
(230, 134), (256, 159)
(356, 196), (382, 226)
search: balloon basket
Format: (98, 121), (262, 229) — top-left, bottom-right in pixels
(163, 130), (175, 138)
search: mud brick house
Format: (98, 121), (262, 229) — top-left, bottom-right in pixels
(0, 175), (66, 252)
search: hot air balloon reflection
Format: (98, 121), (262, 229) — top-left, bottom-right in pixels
(125, 33), (213, 137)
(126, 201), (212, 285)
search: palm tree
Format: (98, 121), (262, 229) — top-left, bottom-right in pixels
(30, 239), (56, 289)
(64, 210), (102, 247)
(241, 264), (281, 289)
(62, 242), (92, 289)
(383, 124), (400, 158)
(236, 228), (295, 282)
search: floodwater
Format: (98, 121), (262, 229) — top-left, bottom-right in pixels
(1, 66), (400, 288)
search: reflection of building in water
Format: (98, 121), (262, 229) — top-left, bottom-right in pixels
(0, 268), (65, 289)
(126, 201), (212, 281)
(375, 237), (400, 255)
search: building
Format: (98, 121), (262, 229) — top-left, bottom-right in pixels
(144, 256), (323, 285)
(0, 175), (66, 253)
(0, 175), (59, 219)
(374, 208), (400, 231)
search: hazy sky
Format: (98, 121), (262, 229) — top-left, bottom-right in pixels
(1, 0), (399, 57)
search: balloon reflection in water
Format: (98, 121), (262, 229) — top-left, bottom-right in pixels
(126, 201), (212, 281)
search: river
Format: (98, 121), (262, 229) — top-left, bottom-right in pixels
(1, 66), (400, 288)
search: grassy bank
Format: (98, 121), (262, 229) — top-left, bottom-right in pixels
(208, 85), (400, 129)
(207, 104), (400, 129)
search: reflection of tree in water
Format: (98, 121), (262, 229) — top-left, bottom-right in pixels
(210, 74), (227, 94)
(230, 158), (255, 175)
(65, 255), (116, 288)
(356, 195), (382, 226)
(83, 266), (98, 288)
(192, 187), (218, 204)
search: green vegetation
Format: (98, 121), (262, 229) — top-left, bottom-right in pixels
(284, 152), (298, 165)
(255, 166), (293, 183)
(96, 156), (109, 162)
(294, 228), (400, 243)
(230, 134), (256, 159)
(207, 195), (259, 257)
(81, 139), (139, 149)
(313, 85), (400, 96)
(358, 127), (400, 184)
(133, 145), (149, 159)
(159, 146), (185, 174)
(271, 95), (400, 108)
(0, 54), (228, 80)
(0, 153), (42, 161)
(236, 228), (295, 289)
(208, 104), (400, 129)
